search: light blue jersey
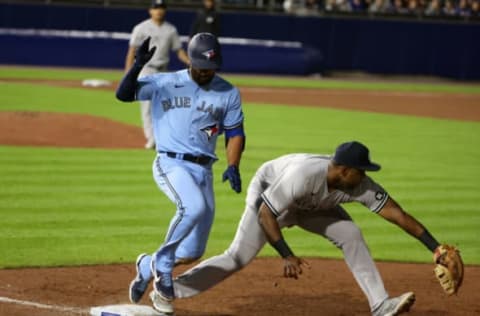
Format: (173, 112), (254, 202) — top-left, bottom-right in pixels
(137, 69), (243, 159)
(121, 34), (246, 308)
(131, 68), (246, 293)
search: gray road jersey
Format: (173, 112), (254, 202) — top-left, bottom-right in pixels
(129, 19), (182, 70)
(259, 154), (389, 216)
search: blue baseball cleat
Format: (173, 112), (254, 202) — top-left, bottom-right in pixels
(129, 253), (151, 303)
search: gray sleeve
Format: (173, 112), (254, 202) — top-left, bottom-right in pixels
(170, 27), (182, 52)
(260, 167), (309, 217)
(129, 24), (145, 47)
(353, 177), (389, 213)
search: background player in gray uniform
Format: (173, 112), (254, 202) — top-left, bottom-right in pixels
(116, 32), (245, 315)
(170, 141), (446, 316)
(124, 0), (190, 149)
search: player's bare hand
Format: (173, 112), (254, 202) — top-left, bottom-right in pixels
(283, 256), (310, 279)
(135, 37), (157, 66)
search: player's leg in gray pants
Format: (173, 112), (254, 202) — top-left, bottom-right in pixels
(174, 176), (269, 298)
(174, 206), (266, 298)
(296, 207), (389, 312)
(174, 185), (388, 311)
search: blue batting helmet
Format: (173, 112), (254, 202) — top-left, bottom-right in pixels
(188, 33), (222, 70)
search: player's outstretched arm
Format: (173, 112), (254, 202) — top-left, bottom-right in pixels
(116, 37), (156, 102)
(378, 198), (425, 238)
(378, 197), (440, 251)
(377, 197), (459, 276)
(378, 197), (464, 295)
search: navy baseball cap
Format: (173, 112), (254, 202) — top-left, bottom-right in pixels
(333, 141), (381, 171)
(151, 0), (167, 8)
(188, 33), (222, 70)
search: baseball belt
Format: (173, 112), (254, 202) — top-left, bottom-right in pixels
(160, 151), (213, 166)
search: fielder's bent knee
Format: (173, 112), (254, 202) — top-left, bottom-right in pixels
(225, 248), (253, 269)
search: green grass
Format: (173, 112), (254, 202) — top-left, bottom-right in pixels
(2, 65), (480, 94)
(1, 82), (139, 126)
(0, 67), (479, 268)
(225, 76), (480, 94)
(0, 65), (123, 81)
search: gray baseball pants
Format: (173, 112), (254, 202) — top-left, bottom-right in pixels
(174, 174), (389, 312)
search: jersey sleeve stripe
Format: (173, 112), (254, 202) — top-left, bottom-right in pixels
(261, 193), (280, 217)
(372, 193), (389, 213)
(224, 121), (243, 130)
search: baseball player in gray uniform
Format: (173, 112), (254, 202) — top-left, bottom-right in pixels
(124, 0), (190, 149)
(169, 141), (445, 316)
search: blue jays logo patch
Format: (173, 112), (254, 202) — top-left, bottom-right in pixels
(202, 49), (216, 60)
(201, 124), (219, 140)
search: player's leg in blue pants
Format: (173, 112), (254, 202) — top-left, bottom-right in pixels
(151, 154), (214, 298)
(131, 158), (214, 299)
(174, 199), (214, 264)
(174, 156), (215, 264)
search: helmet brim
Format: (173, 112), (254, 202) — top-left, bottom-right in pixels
(190, 59), (221, 70)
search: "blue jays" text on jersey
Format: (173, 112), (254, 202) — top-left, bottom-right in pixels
(137, 69), (243, 159)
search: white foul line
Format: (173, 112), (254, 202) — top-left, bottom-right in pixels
(0, 295), (88, 315)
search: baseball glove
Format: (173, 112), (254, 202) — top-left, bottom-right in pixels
(433, 244), (464, 295)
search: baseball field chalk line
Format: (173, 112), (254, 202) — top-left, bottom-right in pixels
(0, 295), (88, 314)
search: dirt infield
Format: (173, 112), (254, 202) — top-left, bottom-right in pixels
(0, 111), (145, 149)
(1, 259), (479, 316)
(3, 78), (480, 122)
(1, 78), (480, 315)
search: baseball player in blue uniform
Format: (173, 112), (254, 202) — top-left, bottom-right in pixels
(116, 32), (245, 315)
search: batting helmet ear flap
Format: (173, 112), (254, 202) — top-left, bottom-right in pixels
(188, 32), (222, 70)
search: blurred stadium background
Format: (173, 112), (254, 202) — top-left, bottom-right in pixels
(1, 0), (479, 79)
